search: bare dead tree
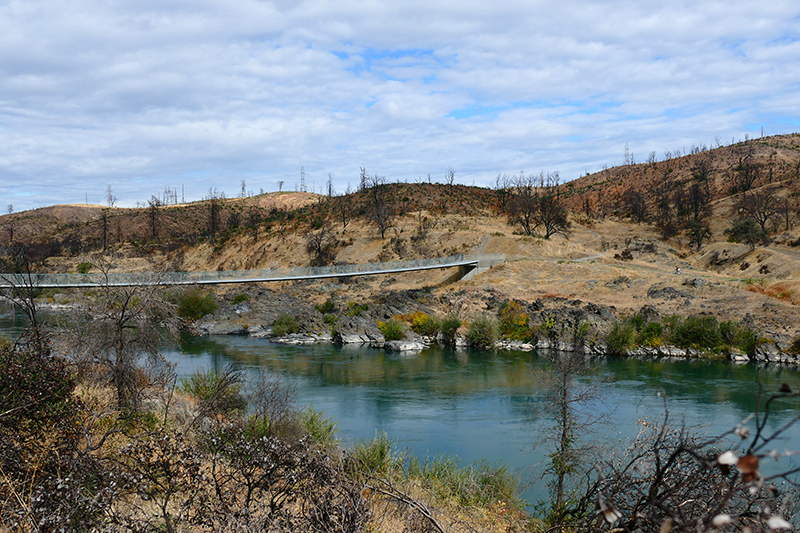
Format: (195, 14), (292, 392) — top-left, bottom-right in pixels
(621, 188), (648, 224)
(0, 245), (45, 352)
(444, 167), (456, 186)
(737, 188), (777, 236)
(728, 145), (761, 194)
(589, 386), (800, 533)
(365, 173), (394, 239)
(306, 225), (340, 267)
(56, 259), (179, 411)
(530, 350), (611, 524)
(147, 196), (161, 241)
(508, 172), (570, 239)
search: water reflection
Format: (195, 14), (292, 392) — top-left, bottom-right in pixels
(3, 312), (799, 506)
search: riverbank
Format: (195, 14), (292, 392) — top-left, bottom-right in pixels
(190, 280), (800, 366)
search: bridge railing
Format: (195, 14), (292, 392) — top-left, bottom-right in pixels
(0, 254), (504, 288)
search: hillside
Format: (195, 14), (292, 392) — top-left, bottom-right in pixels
(2, 134), (800, 349)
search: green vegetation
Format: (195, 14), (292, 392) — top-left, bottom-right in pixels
(351, 433), (524, 515)
(407, 456), (521, 511)
(271, 313), (300, 336)
(466, 313), (498, 349)
(606, 313), (758, 355)
(179, 365), (247, 419)
(670, 315), (722, 349)
(315, 299), (335, 314)
(231, 293), (250, 305)
(439, 315), (462, 345)
(725, 217), (767, 249)
(378, 317), (406, 341)
(404, 311), (440, 336)
(498, 300), (530, 341)
(607, 321), (637, 355)
(300, 406), (339, 448)
(177, 288), (218, 320)
(76, 261), (93, 274)
(345, 301), (369, 317)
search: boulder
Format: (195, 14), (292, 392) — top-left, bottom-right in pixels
(647, 285), (692, 300)
(384, 340), (425, 353)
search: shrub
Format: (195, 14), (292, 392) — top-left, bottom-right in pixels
(498, 301), (530, 341)
(76, 261), (92, 274)
(408, 455), (521, 510)
(378, 318), (406, 341)
(669, 315), (721, 349)
(231, 293), (250, 305)
(720, 320), (758, 355)
(607, 321), (637, 355)
(315, 299), (335, 314)
(467, 313), (498, 349)
(323, 313), (338, 325)
(179, 365), (247, 419)
(272, 313), (300, 336)
(350, 432), (402, 480)
(300, 406), (339, 448)
(177, 288), (218, 320)
(439, 315), (462, 344)
(345, 301), (368, 317)
(407, 311), (439, 336)
(637, 321), (664, 347)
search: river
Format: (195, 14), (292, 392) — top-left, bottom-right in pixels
(3, 312), (800, 507)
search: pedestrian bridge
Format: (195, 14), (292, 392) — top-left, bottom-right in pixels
(0, 254), (505, 289)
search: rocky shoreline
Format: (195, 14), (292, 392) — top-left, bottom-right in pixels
(192, 283), (800, 366)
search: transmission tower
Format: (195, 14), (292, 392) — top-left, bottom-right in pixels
(300, 166), (306, 192)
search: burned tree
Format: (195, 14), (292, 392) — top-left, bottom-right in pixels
(58, 260), (179, 411)
(306, 225), (340, 267)
(508, 172), (570, 239)
(364, 171), (394, 239)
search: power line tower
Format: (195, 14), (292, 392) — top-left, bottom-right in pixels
(300, 166), (306, 192)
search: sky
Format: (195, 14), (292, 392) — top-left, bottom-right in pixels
(1, 0), (799, 212)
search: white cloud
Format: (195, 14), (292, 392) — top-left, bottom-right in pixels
(1, 0), (799, 210)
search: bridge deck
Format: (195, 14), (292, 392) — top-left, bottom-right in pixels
(0, 254), (505, 288)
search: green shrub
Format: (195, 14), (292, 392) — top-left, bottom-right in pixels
(721, 320), (758, 355)
(439, 315), (462, 344)
(378, 318), (406, 341)
(637, 321), (664, 347)
(669, 315), (721, 349)
(628, 313), (646, 331)
(607, 321), (637, 355)
(467, 313), (498, 349)
(300, 406), (338, 448)
(735, 328), (758, 355)
(323, 313), (338, 325)
(346, 301), (369, 317)
(350, 432), (403, 480)
(177, 288), (218, 320)
(231, 293), (250, 305)
(408, 455), (521, 510)
(407, 311), (439, 336)
(76, 261), (92, 274)
(315, 299), (335, 314)
(498, 301), (530, 341)
(179, 366), (246, 418)
(272, 313), (300, 336)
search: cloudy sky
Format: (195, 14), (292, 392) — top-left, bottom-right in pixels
(1, 0), (799, 211)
